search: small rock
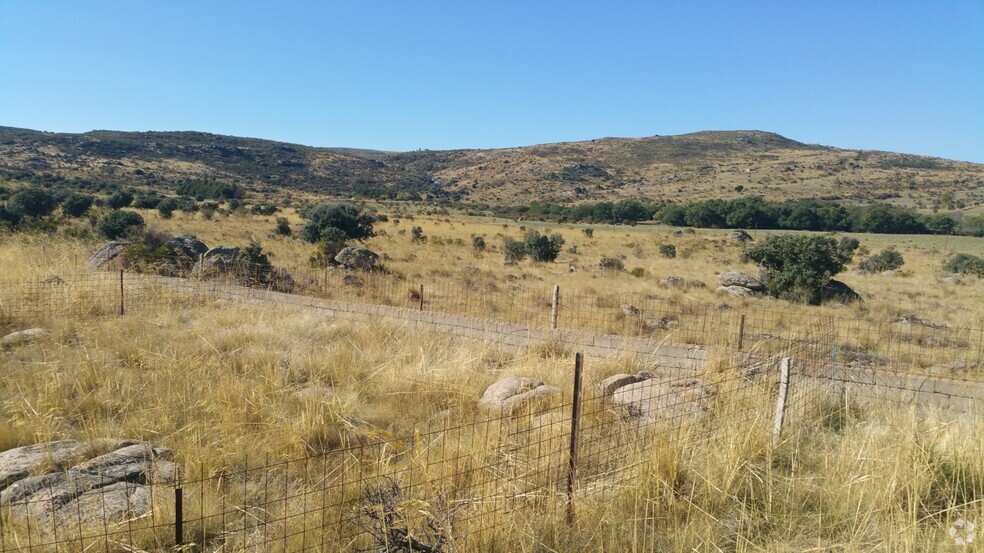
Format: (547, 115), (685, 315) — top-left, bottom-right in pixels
(1, 328), (50, 347)
(726, 230), (753, 243)
(718, 271), (764, 291)
(88, 240), (131, 269)
(940, 273), (963, 284)
(659, 276), (686, 288)
(342, 274), (364, 287)
(611, 378), (711, 425)
(687, 279), (707, 288)
(821, 280), (862, 304)
(461, 265), (480, 275)
(335, 246), (380, 271)
(893, 314), (948, 330)
(203, 245), (240, 262)
(479, 376), (561, 415)
(597, 374), (643, 397)
(156, 262), (181, 277)
(716, 285), (754, 298)
(621, 304), (641, 316)
(646, 316), (680, 330)
(164, 235), (208, 260)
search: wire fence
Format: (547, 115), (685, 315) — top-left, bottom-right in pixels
(0, 259), (982, 551)
(3, 255), (982, 378)
(1, 326), (835, 552)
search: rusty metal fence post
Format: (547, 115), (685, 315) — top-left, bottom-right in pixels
(174, 487), (184, 546)
(566, 352), (584, 526)
(119, 270), (125, 316)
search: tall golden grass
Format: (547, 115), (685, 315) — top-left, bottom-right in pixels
(0, 212), (982, 551)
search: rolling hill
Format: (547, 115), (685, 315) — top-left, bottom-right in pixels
(1, 126), (982, 209)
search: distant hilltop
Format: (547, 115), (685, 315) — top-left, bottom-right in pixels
(1, 126), (982, 208)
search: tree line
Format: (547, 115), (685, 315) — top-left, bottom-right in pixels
(487, 197), (983, 237)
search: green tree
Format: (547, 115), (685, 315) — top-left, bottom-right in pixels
(274, 217), (292, 236)
(523, 231), (565, 262)
(957, 216), (984, 237)
(0, 205), (22, 226)
(107, 189), (134, 209)
(743, 235), (853, 305)
(157, 198), (179, 219)
(309, 227), (349, 267)
(943, 253), (984, 276)
(61, 193), (94, 218)
(656, 205), (687, 226)
(9, 188), (57, 218)
(611, 199), (651, 223)
(98, 210), (145, 239)
(684, 200), (727, 228)
(920, 214), (957, 235)
(857, 248), (904, 273)
(300, 203), (374, 243)
(725, 196), (778, 229)
(504, 240), (527, 262)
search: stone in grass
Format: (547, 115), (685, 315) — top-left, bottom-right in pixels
(335, 246), (379, 271)
(1, 328), (50, 347)
(597, 374), (644, 397)
(479, 376), (561, 415)
(611, 378), (711, 426)
(716, 285), (755, 298)
(717, 271), (765, 291)
(0, 440), (177, 534)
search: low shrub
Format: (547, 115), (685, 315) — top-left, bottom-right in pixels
(857, 248), (904, 273)
(599, 257), (624, 271)
(943, 253), (984, 276)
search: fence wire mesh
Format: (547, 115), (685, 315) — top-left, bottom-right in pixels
(0, 261), (981, 551)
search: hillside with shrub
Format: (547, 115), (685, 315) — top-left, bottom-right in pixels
(2, 126), (982, 209)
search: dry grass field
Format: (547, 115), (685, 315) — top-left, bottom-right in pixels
(1, 207), (983, 551)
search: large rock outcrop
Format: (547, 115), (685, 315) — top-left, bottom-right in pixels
(88, 241), (131, 269)
(0, 440), (178, 534)
(335, 246), (380, 271)
(718, 271), (765, 291)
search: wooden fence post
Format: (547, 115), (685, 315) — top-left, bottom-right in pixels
(566, 352), (584, 526)
(550, 285), (560, 330)
(737, 314), (746, 351)
(419, 284), (424, 311)
(772, 357), (791, 445)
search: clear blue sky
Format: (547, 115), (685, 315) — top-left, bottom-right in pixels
(1, 1), (982, 162)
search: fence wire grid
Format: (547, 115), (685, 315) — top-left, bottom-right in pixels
(0, 260), (981, 552)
